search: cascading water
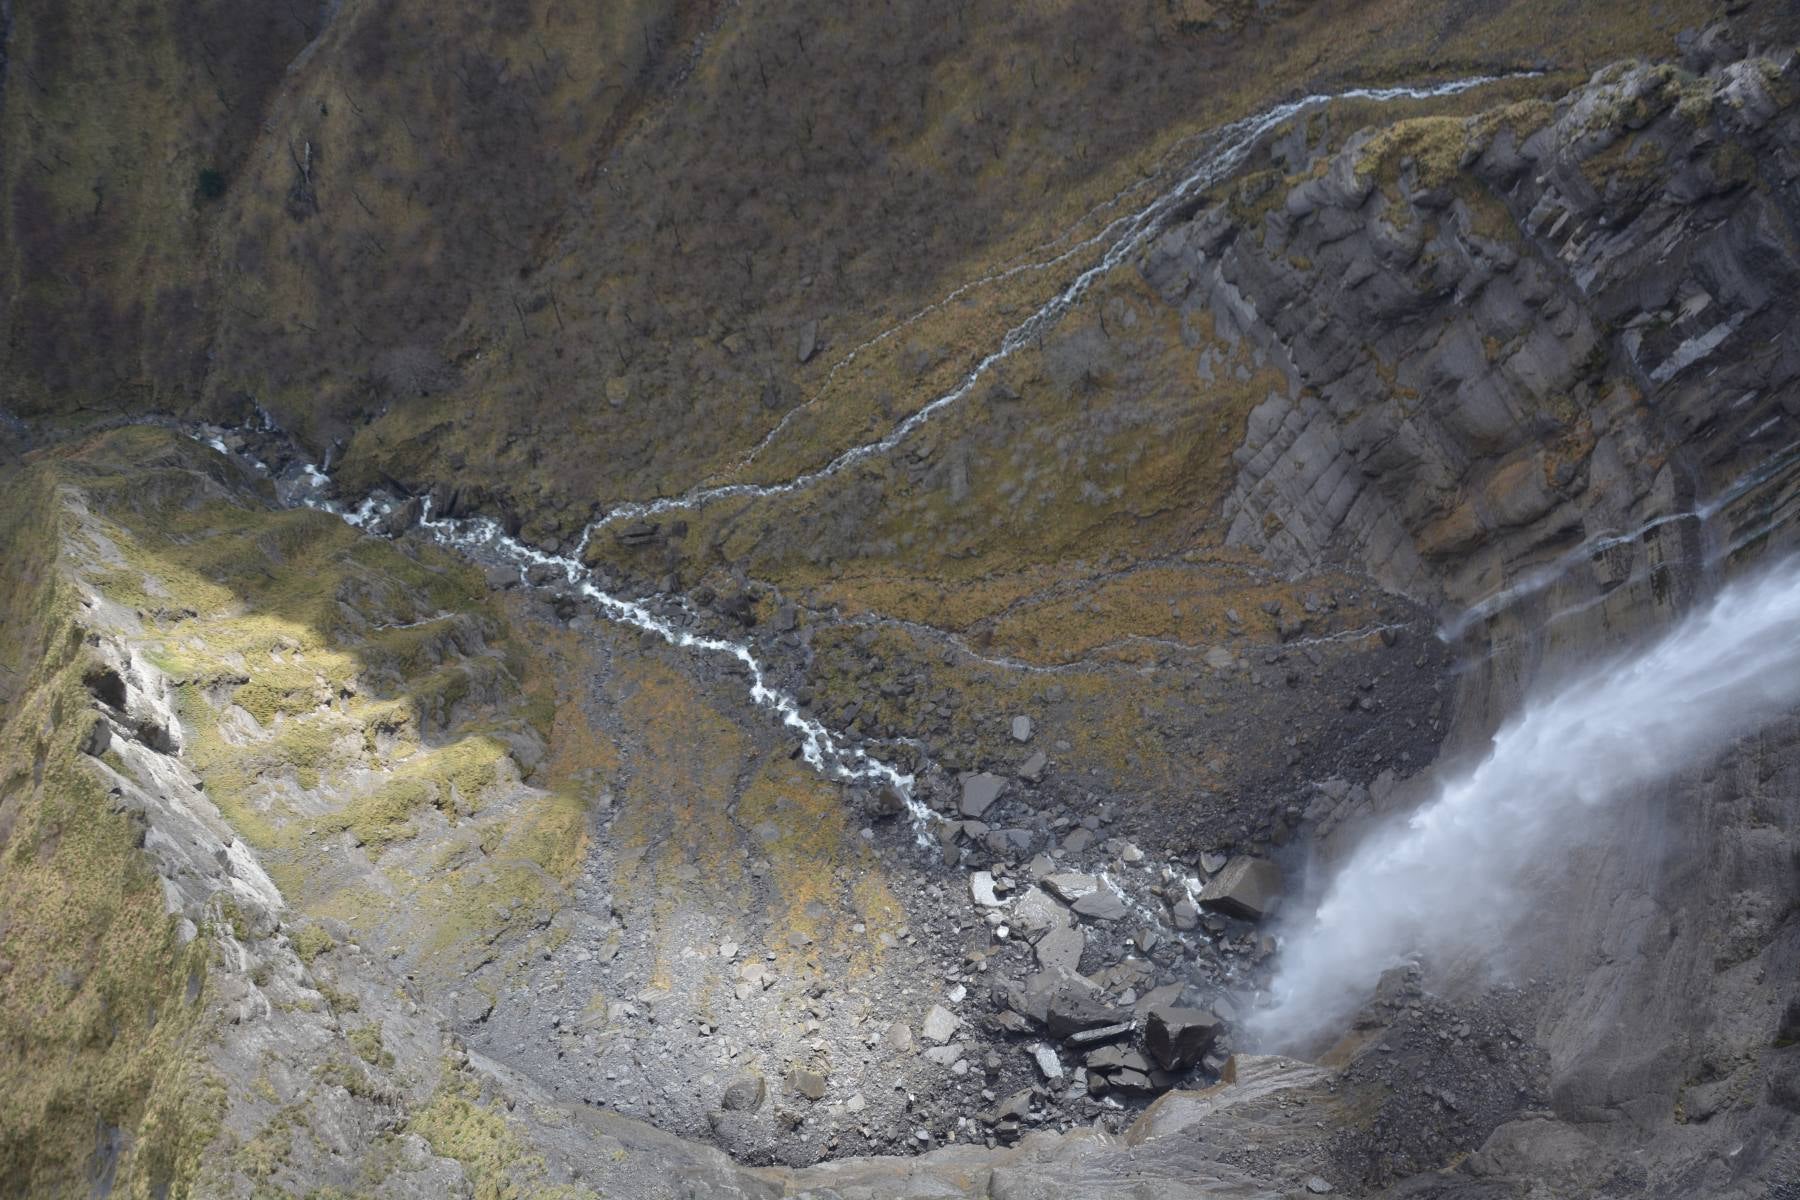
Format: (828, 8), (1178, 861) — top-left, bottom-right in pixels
(593, 74), (1527, 529)
(198, 425), (952, 855)
(1254, 557), (1800, 1048)
(1438, 441), (1800, 641)
(400, 500), (937, 836)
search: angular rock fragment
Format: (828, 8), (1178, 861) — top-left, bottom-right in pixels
(985, 1087), (1034, 1124)
(615, 519), (660, 547)
(874, 784), (909, 819)
(1133, 983), (1184, 1019)
(1072, 887), (1128, 921)
(986, 827), (1035, 856)
(1043, 872), (1099, 903)
(1197, 856), (1283, 920)
(992, 1009), (1035, 1035)
(1034, 925), (1085, 974)
(969, 871), (1004, 908)
(1144, 1006), (1222, 1071)
(1064, 1021), (1134, 1049)
(922, 1004), (959, 1044)
(1004, 969), (1076, 1026)
(1085, 1045), (1152, 1073)
(1061, 827), (1095, 853)
(789, 1069), (827, 1101)
(1169, 897), (1200, 930)
(923, 1043), (964, 1067)
(961, 773), (1007, 818)
(717, 591), (756, 626)
(1011, 887), (1070, 940)
(947, 819), (988, 846)
(1046, 989), (1120, 1041)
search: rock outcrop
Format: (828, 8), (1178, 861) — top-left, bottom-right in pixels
(1145, 52), (1800, 617)
(1133, 47), (1800, 1198)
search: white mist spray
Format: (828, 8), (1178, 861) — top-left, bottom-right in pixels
(1255, 558), (1800, 1048)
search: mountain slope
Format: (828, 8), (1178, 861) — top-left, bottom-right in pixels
(3, 4), (1800, 1198)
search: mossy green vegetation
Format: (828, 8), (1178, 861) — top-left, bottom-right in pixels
(10, 0), (1763, 543)
(291, 923), (338, 965)
(2, 428), (613, 1193)
(45, 433), (593, 982)
(1356, 115), (1477, 190)
(408, 1071), (600, 1200)
(317, 0), (1774, 548)
(347, 1023), (394, 1068)
(582, 281), (1303, 672)
(0, 460), (224, 1197)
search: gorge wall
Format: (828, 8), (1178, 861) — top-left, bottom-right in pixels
(3, 3), (1800, 1198)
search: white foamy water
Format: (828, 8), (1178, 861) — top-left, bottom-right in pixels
(1256, 558), (1800, 1047)
(183, 67), (1529, 937)
(186, 427), (930, 840)
(595, 74), (1524, 529)
(405, 501), (937, 838)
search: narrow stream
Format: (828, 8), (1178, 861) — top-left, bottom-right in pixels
(588, 74), (1530, 529)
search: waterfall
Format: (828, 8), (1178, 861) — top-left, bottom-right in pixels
(184, 65), (1535, 958)
(1255, 558), (1800, 1047)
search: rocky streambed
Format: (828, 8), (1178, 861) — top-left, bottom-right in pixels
(190, 416), (1455, 1164)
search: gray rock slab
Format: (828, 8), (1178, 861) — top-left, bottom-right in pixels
(961, 773), (1007, 818)
(921, 1004), (959, 1045)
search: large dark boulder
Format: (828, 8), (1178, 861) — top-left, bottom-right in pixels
(1197, 857), (1283, 921)
(1144, 1006), (1222, 1071)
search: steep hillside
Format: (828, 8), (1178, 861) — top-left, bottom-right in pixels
(6, 2), (1796, 491)
(4, 3), (1800, 1199)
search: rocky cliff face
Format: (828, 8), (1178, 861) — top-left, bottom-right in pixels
(1143, 44), (1800, 1198)
(1147, 49), (1800, 608)
(4, 4), (1800, 1199)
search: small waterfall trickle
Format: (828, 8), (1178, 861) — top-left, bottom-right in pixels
(588, 73), (1530, 531)
(180, 64), (1538, 973)
(1439, 441), (1800, 642)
